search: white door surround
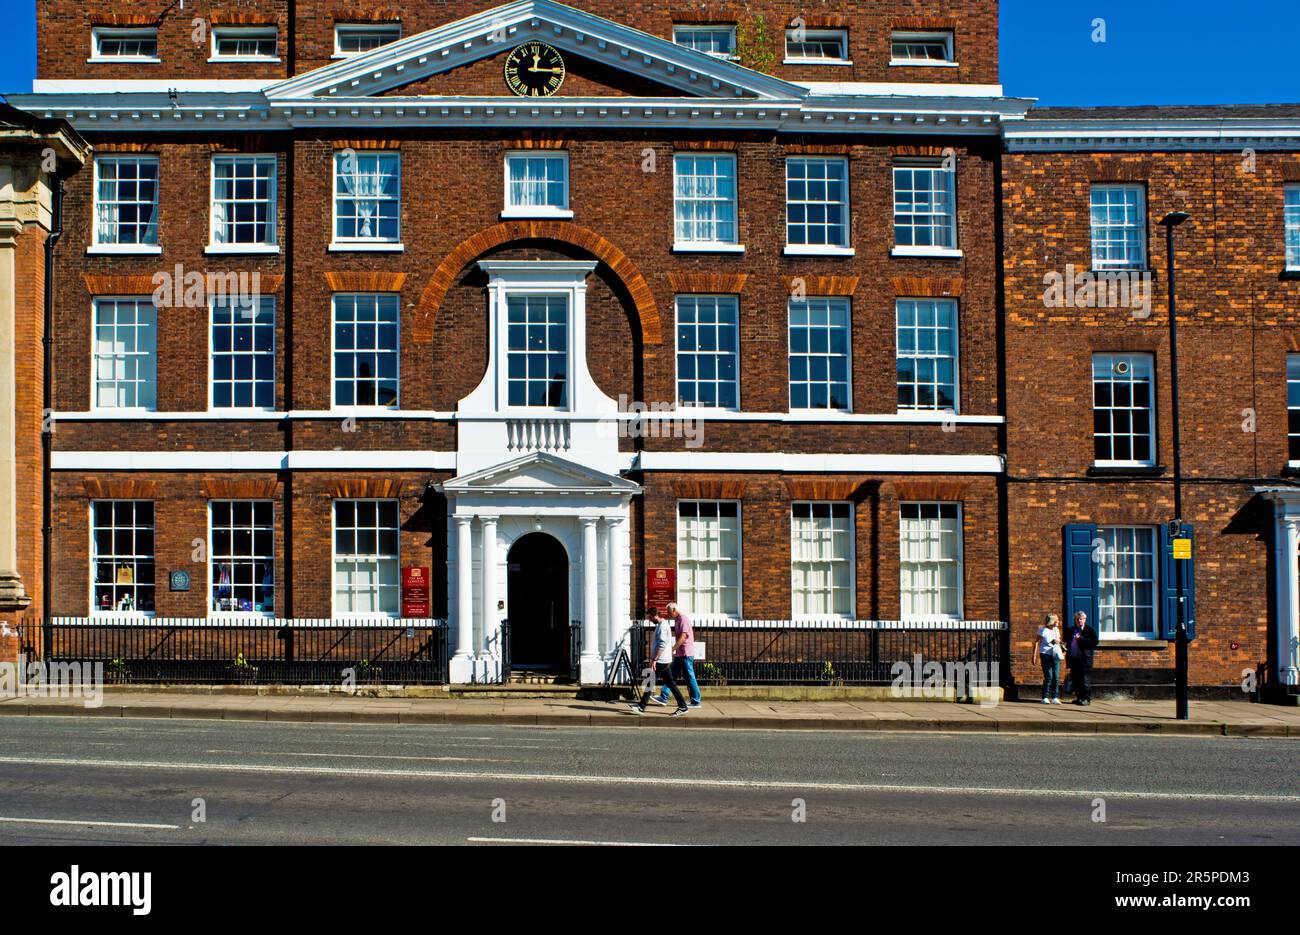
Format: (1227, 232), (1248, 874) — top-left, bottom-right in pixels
(437, 451), (639, 684)
(1258, 487), (1300, 694)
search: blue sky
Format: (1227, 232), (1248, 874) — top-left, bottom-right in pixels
(1, 1), (1297, 104)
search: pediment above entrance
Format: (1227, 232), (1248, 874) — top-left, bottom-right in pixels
(438, 451), (640, 496)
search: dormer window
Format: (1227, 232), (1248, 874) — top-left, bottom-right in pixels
(211, 26), (279, 62)
(672, 25), (737, 59)
(334, 23), (402, 57)
(784, 28), (849, 65)
(890, 30), (956, 66)
(91, 27), (159, 62)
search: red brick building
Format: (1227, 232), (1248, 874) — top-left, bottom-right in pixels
(1003, 107), (1300, 701)
(12, 0), (1016, 685)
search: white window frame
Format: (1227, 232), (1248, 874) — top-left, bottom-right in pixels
(896, 298), (959, 413)
(504, 293), (570, 409)
(208, 500), (276, 618)
(1094, 525), (1160, 638)
(502, 151), (572, 219)
(1285, 184), (1300, 271)
(675, 294), (740, 411)
(672, 25), (737, 59)
(331, 150), (403, 250)
(90, 500), (156, 618)
(791, 501), (855, 619)
(209, 296), (276, 412)
(91, 297), (157, 412)
(784, 28), (850, 65)
(676, 500), (742, 619)
(89, 155), (161, 255)
(1090, 183), (1147, 270)
(207, 154), (279, 254)
(331, 293), (400, 411)
(892, 159), (960, 257)
(90, 27), (160, 63)
(1092, 352), (1156, 468)
(331, 498), (401, 619)
(672, 153), (742, 252)
(784, 156), (852, 255)
(899, 501), (964, 620)
(333, 23), (402, 58)
(890, 30), (956, 66)
(209, 26), (279, 63)
(788, 297), (852, 412)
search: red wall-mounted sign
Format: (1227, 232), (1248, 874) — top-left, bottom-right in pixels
(402, 566), (431, 618)
(646, 567), (676, 613)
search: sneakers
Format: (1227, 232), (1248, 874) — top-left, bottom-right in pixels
(649, 696), (669, 706)
(688, 702), (702, 708)
(1040, 697), (1051, 704)
(670, 707), (689, 717)
(627, 704), (645, 715)
(1051, 698), (1062, 705)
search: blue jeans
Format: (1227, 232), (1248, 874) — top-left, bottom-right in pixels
(1040, 654), (1060, 700)
(658, 656), (701, 705)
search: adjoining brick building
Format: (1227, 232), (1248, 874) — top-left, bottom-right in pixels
(1003, 107), (1300, 701)
(11, 0), (1017, 685)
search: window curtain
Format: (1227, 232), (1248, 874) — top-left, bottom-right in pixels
(96, 175), (118, 244)
(211, 171), (230, 244)
(338, 155), (383, 238)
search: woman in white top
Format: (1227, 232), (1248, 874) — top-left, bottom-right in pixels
(1032, 613), (1064, 704)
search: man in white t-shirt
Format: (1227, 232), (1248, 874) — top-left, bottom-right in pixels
(629, 607), (688, 716)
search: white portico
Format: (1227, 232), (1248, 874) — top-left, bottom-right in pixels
(1258, 488), (1300, 697)
(437, 453), (639, 684)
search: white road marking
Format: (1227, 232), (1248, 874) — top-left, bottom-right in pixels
(0, 816), (178, 830)
(0, 755), (1294, 803)
(204, 749), (505, 763)
(467, 836), (688, 846)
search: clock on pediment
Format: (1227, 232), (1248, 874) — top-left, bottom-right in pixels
(504, 41), (566, 97)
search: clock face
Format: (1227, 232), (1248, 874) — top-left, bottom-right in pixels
(504, 42), (566, 97)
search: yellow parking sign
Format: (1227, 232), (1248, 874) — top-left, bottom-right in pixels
(1173, 537), (1192, 560)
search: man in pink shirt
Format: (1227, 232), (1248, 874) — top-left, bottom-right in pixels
(654, 601), (701, 707)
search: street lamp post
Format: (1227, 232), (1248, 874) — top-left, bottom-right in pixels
(1161, 210), (1191, 721)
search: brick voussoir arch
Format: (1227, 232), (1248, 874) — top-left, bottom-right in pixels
(413, 221), (661, 345)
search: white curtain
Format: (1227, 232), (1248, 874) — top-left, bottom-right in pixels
(95, 175), (118, 244)
(211, 174), (230, 245)
(338, 156), (384, 238)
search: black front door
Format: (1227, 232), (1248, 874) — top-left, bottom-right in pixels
(506, 533), (569, 671)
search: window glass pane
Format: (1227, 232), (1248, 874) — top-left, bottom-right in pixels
(1095, 526), (1158, 636)
(1092, 353), (1155, 465)
(333, 499), (401, 616)
(899, 502), (962, 618)
(676, 295), (739, 409)
(1090, 184), (1146, 269)
(95, 156), (159, 246)
(674, 154), (737, 244)
(505, 295), (567, 408)
(505, 153), (569, 211)
(212, 155), (277, 246)
(896, 299), (958, 411)
(334, 152), (401, 241)
(789, 297), (850, 411)
(677, 501), (740, 617)
(672, 26), (736, 57)
(93, 299), (157, 410)
(210, 500), (275, 614)
(786, 157), (848, 247)
(91, 500), (156, 615)
(212, 297), (275, 410)
(893, 162), (956, 248)
(333, 294), (399, 408)
(336, 25), (401, 54)
(785, 29), (847, 60)
(791, 502), (853, 617)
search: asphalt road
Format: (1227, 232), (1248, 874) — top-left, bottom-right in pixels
(0, 716), (1295, 845)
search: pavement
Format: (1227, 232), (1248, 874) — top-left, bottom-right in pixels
(2, 690), (1299, 735)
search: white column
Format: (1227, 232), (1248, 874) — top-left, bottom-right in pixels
(580, 516), (602, 682)
(449, 515), (475, 683)
(1281, 517), (1300, 688)
(480, 515), (499, 666)
(605, 515), (626, 658)
(0, 215), (27, 610)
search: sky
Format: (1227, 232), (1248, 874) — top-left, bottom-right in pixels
(0, 0), (1297, 105)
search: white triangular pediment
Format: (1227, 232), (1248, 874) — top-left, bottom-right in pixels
(439, 451), (640, 494)
(265, 0), (805, 103)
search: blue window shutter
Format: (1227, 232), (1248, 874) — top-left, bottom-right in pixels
(1160, 524), (1195, 640)
(1063, 524), (1099, 625)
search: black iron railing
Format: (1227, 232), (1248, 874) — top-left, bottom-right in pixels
(30, 617), (449, 686)
(627, 619), (1006, 686)
(500, 618), (512, 682)
(569, 620), (582, 682)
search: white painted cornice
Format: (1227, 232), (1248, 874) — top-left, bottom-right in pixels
(1005, 117), (1300, 152)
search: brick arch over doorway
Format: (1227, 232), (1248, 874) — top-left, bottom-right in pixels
(412, 221), (662, 345)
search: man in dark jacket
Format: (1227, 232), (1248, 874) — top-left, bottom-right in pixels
(1065, 610), (1099, 705)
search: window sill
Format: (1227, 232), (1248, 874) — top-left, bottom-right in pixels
(87, 57), (162, 65)
(501, 208), (573, 220)
(783, 58), (854, 66)
(891, 246), (962, 259)
(1280, 268), (1300, 281)
(87, 244), (162, 256)
(328, 242), (405, 253)
(89, 612), (156, 620)
(207, 57), (281, 64)
(1090, 266), (1157, 279)
(889, 60), (960, 68)
(789, 408), (854, 417)
(1087, 464), (1166, 477)
(1282, 462), (1300, 476)
(673, 242), (745, 254)
(91, 407), (157, 416)
(205, 244), (281, 256)
(1098, 637), (1166, 648)
(784, 245), (855, 257)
